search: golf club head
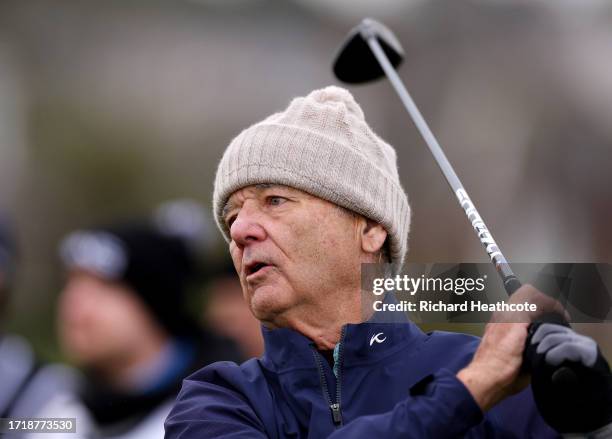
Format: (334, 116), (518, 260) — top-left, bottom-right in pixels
(333, 18), (404, 84)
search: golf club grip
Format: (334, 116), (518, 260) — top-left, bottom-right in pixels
(503, 273), (577, 383)
(502, 275), (521, 295)
(505, 278), (577, 389)
(523, 313), (571, 373)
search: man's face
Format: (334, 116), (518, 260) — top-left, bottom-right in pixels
(57, 271), (163, 367)
(222, 184), (364, 327)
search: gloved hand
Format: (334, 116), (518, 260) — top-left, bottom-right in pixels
(527, 323), (612, 435)
(532, 324), (598, 368)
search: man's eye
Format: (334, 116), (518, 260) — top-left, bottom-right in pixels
(268, 196), (287, 206)
(226, 215), (236, 228)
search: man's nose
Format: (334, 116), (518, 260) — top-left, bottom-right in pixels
(229, 204), (267, 246)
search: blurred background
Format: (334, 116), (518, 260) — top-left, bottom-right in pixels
(1, 0), (611, 360)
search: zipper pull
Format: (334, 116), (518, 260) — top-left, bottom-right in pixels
(330, 403), (342, 425)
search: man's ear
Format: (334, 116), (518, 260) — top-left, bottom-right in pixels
(361, 219), (387, 256)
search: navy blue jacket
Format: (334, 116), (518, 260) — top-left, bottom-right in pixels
(165, 321), (559, 438)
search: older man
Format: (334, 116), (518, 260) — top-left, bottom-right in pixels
(165, 87), (606, 438)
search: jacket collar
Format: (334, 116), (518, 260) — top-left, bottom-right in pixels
(260, 318), (427, 373)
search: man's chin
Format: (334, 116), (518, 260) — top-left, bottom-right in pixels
(248, 285), (292, 322)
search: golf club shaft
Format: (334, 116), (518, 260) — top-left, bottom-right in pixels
(363, 31), (521, 295)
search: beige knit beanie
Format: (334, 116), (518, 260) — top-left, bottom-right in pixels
(213, 86), (411, 270)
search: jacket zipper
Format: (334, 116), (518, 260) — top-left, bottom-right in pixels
(312, 326), (346, 427)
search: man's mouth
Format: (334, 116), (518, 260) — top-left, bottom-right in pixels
(245, 261), (273, 278)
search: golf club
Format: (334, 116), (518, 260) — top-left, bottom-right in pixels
(334, 18), (521, 296)
(333, 18), (610, 434)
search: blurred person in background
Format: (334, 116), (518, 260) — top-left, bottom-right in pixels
(204, 258), (264, 359)
(0, 214), (78, 432)
(51, 201), (242, 439)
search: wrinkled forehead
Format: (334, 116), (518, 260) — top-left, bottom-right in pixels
(222, 184), (274, 218)
(222, 183), (320, 218)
